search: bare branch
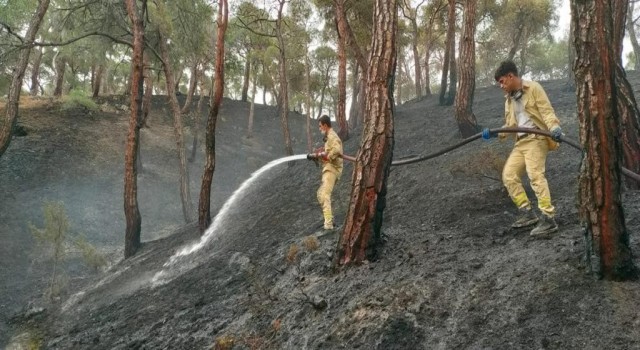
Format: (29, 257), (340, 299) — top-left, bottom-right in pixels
(0, 21), (24, 43)
(235, 17), (277, 38)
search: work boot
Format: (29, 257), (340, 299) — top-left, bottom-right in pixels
(530, 214), (558, 237)
(511, 207), (538, 228)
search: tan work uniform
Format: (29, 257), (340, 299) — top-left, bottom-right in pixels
(317, 128), (343, 228)
(500, 80), (560, 217)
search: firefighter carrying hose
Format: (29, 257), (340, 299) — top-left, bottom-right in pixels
(307, 115), (343, 230)
(483, 60), (563, 237)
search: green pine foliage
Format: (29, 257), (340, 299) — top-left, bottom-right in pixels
(62, 89), (99, 111)
(29, 201), (106, 299)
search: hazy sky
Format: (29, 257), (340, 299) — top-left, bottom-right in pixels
(555, 0), (570, 40)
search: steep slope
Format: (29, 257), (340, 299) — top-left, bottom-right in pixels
(5, 73), (640, 349)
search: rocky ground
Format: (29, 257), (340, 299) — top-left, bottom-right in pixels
(2, 73), (640, 349)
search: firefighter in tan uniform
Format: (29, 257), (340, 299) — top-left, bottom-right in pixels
(313, 115), (343, 230)
(484, 60), (563, 237)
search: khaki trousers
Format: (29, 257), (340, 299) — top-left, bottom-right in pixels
(502, 135), (555, 217)
(317, 170), (338, 226)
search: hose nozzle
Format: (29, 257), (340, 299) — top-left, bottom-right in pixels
(306, 153), (320, 167)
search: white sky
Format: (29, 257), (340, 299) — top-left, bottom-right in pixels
(555, 0), (570, 41)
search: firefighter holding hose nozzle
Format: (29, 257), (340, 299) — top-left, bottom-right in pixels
(307, 115), (343, 230)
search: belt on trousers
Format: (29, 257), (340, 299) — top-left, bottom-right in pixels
(516, 128), (540, 141)
(517, 134), (534, 141)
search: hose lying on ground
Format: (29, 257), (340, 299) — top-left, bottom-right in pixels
(341, 127), (640, 183)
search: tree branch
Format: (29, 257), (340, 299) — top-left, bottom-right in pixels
(0, 21), (24, 43)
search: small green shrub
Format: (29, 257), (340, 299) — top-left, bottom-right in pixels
(74, 235), (107, 271)
(62, 89), (98, 111)
(29, 201), (69, 300)
(29, 201), (107, 299)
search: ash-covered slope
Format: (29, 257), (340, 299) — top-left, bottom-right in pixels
(12, 75), (640, 349)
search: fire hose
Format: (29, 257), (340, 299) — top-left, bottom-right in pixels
(308, 127), (640, 183)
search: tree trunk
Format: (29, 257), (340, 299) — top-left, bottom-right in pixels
(189, 75), (207, 162)
(241, 57), (251, 102)
(454, 0), (478, 138)
(611, 0), (640, 189)
(304, 54), (313, 152)
(337, 0), (397, 266)
(396, 51), (403, 105)
(141, 54), (153, 127)
(316, 63), (332, 119)
(181, 63), (199, 114)
(276, 0), (293, 155)
(349, 61), (360, 130)
(334, 6), (349, 141)
(159, 32), (194, 223)
(507, 23), (525, 61)
(446, 31), (457, 106)
(358, 74), (366, 124)
(199, 0), (228, 233)
(30, 47), (43, 96)
(410, 14), (422, 98)
(334, 0), (367, 73)
(248, 65), (257, 139)
(439, 0), (455, 105)
(53, 55), (66, 97)
(571, 0), (637, 280)
(123, 0), (144, 258)
(174, 66), (183, 93)
(1, 0), (50, 158)
(93, 64), (104, 98)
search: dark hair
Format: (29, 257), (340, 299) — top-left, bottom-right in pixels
(319, 115), (331, 127)
(494, 60), (519, 82)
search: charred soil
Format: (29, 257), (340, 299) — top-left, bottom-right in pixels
(2, 74), (640, 349)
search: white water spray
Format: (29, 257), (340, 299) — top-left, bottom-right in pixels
(152, 154), (308, 284)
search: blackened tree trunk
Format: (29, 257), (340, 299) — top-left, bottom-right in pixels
(0, 0), (50, 158)
(454, 0), (478, 137)
(335, 3), (349, 141)
(439, 0), (455, 106)
(199, 0), (228, 233)
(124, 0), (145, 258)
(30, 47), (43, 96)
(571, 0), (637, 280)
(337, 0), (397, 266)
(159, 32), (194, 223)
(276, 0), (293, 155)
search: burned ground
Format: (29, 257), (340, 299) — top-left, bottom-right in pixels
(2, 74), (640, 349)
